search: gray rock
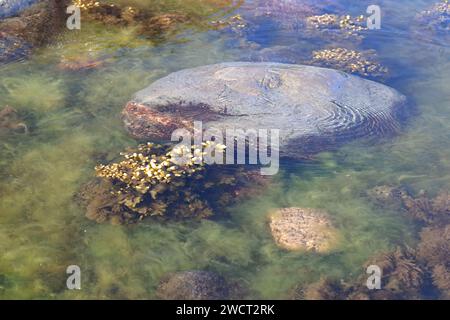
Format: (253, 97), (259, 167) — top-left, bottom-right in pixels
(156, 271), (230, 300)
(122, 62), (407, 158)
(0, 0), (38, 19)
(269, 207), (339, 252)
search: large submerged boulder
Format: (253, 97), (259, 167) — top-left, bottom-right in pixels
(122, 62), (407, 158)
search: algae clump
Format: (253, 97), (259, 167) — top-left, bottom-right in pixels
(83, 141), (262, 224)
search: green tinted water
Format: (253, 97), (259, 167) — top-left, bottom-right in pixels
(0, 0), (449, 299)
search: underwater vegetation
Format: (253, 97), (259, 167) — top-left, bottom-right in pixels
(156, 270), (236, 300)
(209, 13), (247, 34)
(310, 48), (388, 79)
(81, 141), (267, 224)
(248, 0), (317, 31)
(71, 0), (242, 39)
(0, 33), (30, 65)
(0, 0), (68, 65)
(306, 13), (366, 35)
(412, 0), (450, 46)
(0, 106), (28, 135)
(416, 0), (450, 34)
(292, 187), (450, 300)
(48, 0), (245, 71)
(0, 0), (449, 300)
(304, 13), (367, 43)
(0, 74), (66, 112)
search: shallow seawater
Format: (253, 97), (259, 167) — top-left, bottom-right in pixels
(0, 0), (449, 299)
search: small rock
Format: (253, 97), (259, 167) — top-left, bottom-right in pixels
(156, 271), (231, 300)
(269, 207), (339, 252)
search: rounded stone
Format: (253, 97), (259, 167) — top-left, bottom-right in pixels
(269, 207), (339, 252)
(156, 271), (230, 300)
(122, 62), (407, 158)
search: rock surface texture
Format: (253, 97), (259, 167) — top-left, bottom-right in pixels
(269, 207), (338, 252)
(156, 271), (230, 300)
(122, 62), (407, 158)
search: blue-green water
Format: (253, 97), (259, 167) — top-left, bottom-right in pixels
(0, 0), (449, 299)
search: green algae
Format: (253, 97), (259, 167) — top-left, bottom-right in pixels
(0, 0), (449, 300)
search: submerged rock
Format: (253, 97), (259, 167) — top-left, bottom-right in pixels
(366, 185), (408, 207)
(122, 62), (407, 158)
(0, 0), (67, 63)
(0, 32), (30, 64)
(156, 271), (231, 300)
(269, 207), (339, 252)
(0, 0), (38, 19)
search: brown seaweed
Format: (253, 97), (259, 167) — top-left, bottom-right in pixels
(78, 142), (269, 224)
